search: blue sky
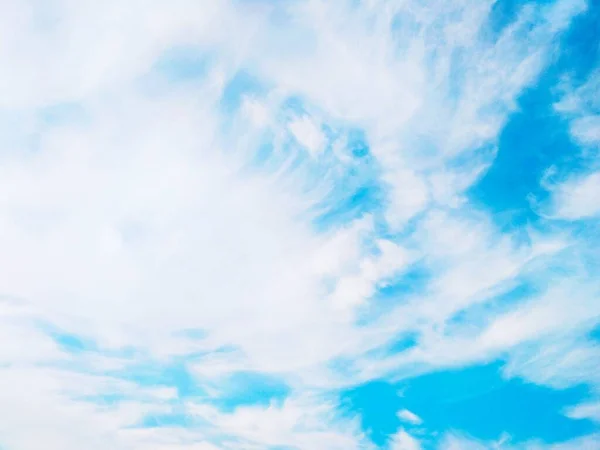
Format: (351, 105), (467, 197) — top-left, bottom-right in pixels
(0, 0), (599, 449)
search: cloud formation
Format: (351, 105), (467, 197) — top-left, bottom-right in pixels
(0, 0), (598, 448)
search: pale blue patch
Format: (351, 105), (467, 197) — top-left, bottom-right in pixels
(140, 412), (190, 428)
(487, 0), (524, 40)
(375, 264), (430, 301)
(390, 10), (422, 50)
(355, 264), (430, 326)
(347, 128), (370, 158)
(237, 96), (386, 231)
(53, 333), (91, 353)
(358, 333), (419, 369)
(383, 333), (419, 356)
(248, 138), (293, 171)
(128, 370), (290, 430)
(314, 183), (383, 230)
(120, 361), (204, 399)
(220, 70), (268, 113)
(38, 102), (87, 126)
(238, 96), (382, 231)
(77, 393), (127, 406)
(211, 372), (291, 412)
(557, 0), (600, 83)
(153, 47), (212, 82)
(279, 96), (306, 116)
(445, 281), (539, 334)
(311, 133), (384, 230)
(42, 325), (97, 353)
(0, 110), (36, 156)
(173, 328), (209, 340)
(108, 354), (291, 415)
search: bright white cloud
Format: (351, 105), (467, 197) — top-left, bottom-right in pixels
(288, 115), (326, 157)
(565, 401), (600, 423)
(550, 171), (600, 219)
(397, 409), (423, 426)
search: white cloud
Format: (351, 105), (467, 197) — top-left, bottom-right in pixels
(570, 115), (600, 146)
(440, 432), (600, 450)
(504, 337), (600, 392)
(439, 434), (489, 450)
(186, 394), (371, 450)
(565, 401), (600, 423)
(550, 69), (600, 219)
(550, 168), (600, 220)
(329, 239), (411, 311)
(288, 115), (326, 157)
(389, 429), (421, 450)
(397, 409), (423, 426)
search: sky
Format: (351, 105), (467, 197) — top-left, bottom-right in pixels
(0, 0), (599, 449)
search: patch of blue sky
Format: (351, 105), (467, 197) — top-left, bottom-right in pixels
(339, 380), (405, 447)
(41, 324), (98, 354)
(355, 264), (431, 327)
(311, 133), (385, 231)
(152, 46), (213, 83)
(172, 328), (209, 340)
(40, 323), (148, 367)
(0, 110), (35, 156)
(139, 411), (191, 428)
(240, 95), (385, 231)
(97, 361), (209, 431)
(487, 0), (524, 40)
(377, 265), (430, 300)
(399, 362), (595, 444)
(362, 333), (420, 367)
(127, 368), (290, 427)
(53, 332), (94, 353)
(589, 324), (600, 343)
(246, 136), (275, 163)
(445, 281), (539, 333)
(110, 359), (291, 415)
(389, 10), (422, 52)
(484, 0), (571, 44)
(220, 69), (269, 114)
(346, 128), (370, 159)
(384, 333), (419, 356)
(313, 182), (384, 231)
(468, 1), (599, 229)
(340, 362), (595, 447)
(76, 393), (128, 407)
(209, 371), (291, 413)
(468, 75), (585, 229)
(337, 335), (420, 382)
(0, 103), (86, 158)
(38, 102), (87, 126)
(528, 241), (595, 281)
(278, 95), (306, 116)
(117, 361), (204, 399)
